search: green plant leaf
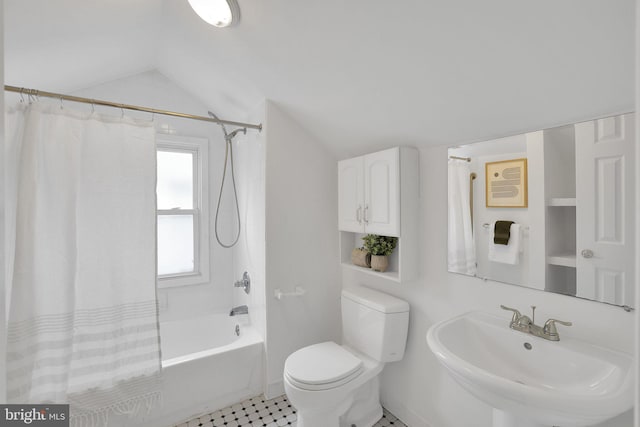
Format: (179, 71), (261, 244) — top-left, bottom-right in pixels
(362, 234), (398, 256)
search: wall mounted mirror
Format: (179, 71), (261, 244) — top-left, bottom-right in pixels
(448, 113), (635, 309)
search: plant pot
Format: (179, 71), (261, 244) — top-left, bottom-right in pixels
(370, 255), (389, 272)
(351, 248), (371, 268)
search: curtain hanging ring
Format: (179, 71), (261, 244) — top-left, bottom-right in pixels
(91, 100), (95, 114)
(121, 107), (125, 118)
(19, 88), (25, 103)
(59, 96), (64, 110)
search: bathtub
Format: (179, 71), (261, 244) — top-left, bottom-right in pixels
(118, 313), (264, 427)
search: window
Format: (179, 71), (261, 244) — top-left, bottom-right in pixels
(156, 135), (209, 287)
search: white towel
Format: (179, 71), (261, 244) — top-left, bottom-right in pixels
(488, 223), (522, 265)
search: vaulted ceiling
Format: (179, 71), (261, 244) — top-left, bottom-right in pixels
(5, 0), (635, 156)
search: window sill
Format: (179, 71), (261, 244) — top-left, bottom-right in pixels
(157, 272), (210, 289)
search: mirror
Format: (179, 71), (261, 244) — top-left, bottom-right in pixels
(448, 113), (635, 308)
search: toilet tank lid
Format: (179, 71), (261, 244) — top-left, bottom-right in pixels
(342, 286), (409, 314)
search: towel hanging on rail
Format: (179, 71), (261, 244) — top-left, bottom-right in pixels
(493, 220), (514, 245)
(488, 222), (522, 265)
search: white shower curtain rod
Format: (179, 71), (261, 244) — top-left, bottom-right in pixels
(4, 85), (262, 131)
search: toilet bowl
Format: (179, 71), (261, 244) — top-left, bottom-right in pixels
(284, 342), (384, 427)
(283, 286), (409, 427)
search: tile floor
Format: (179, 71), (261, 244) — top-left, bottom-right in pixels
(175, 394), (407, 427)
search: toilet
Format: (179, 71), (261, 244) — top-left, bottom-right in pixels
(283, 285), (410, 427)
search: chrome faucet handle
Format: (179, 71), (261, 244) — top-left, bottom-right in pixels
(515, 315), (532, 327)
(543, 319), (572, 338)
(500, 305), (522, 323)
(234, 271), (251, 294)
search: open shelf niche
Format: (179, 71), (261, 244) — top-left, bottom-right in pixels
(340, 232), (402, 282)
(542, 125), (577, 295)
(337, 146), (419, 284)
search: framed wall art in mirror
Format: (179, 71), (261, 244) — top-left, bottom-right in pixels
(485, 158), (528, 208)
(447, 113), (635, 309)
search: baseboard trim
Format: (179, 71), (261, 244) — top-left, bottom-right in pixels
(381, 398), (432, 427)
(265, 379), (285, 400)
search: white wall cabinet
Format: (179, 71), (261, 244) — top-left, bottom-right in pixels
(338, 147), (399, 236)
(337, 156), (365, 233)
(338, 146), (418, 282)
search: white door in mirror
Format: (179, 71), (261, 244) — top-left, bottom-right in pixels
(575, 113), (635, 306)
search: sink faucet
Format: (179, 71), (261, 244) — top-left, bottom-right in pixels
(500, 305), (572, 341)
(229, 305), (249, 316)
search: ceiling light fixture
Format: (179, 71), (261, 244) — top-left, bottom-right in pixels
(188, 0), (240, 28)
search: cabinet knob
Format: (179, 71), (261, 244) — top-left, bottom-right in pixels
(581, 249), (594, 259)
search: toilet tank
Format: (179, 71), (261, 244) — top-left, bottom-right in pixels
(341, 286), (410, 362)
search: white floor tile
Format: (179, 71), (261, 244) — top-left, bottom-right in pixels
(174, 394), (406, 427)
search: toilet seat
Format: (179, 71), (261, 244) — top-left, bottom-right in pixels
(284, 342), (364, 391)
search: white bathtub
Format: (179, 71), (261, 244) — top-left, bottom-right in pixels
(161, 313), (262, 366)
(118, 313), (264, 427)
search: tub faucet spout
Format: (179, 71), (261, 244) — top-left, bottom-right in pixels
(229, 305), (249, 316)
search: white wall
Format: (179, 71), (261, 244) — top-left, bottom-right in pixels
(71, 71), (237, 322)
(1, 0), (7, 403)
(263, 101), (341, 397)
(342, 145), (635, 427)
(232, 100), (267, 343)
(635, 1), (640, 425)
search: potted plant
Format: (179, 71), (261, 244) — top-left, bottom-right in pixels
(351, 246), (371, 268)
(362, 234), (398, 272)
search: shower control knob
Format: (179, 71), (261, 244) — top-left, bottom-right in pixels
(234, 271), (251, 294)
(581, 249), (594, 259)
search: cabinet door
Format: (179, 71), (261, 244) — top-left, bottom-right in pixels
(338, 156), (365, 233)
(575, 114), (635, 306)
(364, 147), (400, 237)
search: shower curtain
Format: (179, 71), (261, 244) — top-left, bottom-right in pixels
(447, 159), (477, 275)
(6, 102), (161, 426)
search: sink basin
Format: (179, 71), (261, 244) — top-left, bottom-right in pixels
(426, 311), (634, 427)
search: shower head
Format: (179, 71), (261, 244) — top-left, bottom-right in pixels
(208, 111), (247, 142)
(226, 128), (247, 141)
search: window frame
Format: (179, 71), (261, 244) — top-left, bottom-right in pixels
(156, 134), (210, 288)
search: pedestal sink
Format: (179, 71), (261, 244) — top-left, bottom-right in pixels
(426, 311), (634, 427)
